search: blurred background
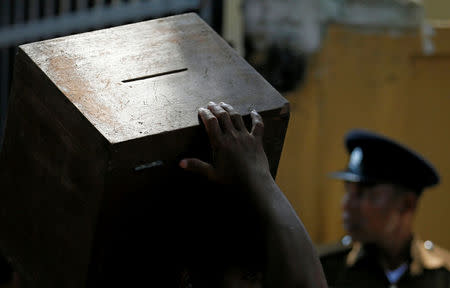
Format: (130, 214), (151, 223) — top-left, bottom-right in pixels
(1, 0), (449, 250)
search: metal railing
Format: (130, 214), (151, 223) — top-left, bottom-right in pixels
(0, 0), (214, 146)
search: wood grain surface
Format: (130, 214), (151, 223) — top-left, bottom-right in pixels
(21, 13), (287, 144)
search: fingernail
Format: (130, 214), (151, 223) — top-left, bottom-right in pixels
(219, 102), (226, 106)
(208, 101), (216, 105)
(251, 109), (257, 114)
(179, 160), (188, 169)
(198, 107), (206, 112)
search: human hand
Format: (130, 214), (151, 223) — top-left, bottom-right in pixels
(179, 102), (271, 187)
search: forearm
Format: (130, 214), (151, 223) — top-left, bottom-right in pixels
(183, 102), (327, 287)
(247, 175), (327, 288)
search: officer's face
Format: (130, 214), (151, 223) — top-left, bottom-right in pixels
(341, 181), (402, 243)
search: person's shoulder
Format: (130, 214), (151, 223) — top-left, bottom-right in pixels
(411, 238), (450, 274)
(316, 235), (353, 261)
(317, 236), (354, 285)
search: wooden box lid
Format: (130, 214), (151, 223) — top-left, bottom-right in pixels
(21, 13), (288, 145)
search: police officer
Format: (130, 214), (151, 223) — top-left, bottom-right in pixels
(319, 129), (450, 288)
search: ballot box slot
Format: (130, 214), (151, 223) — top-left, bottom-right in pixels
(121, 68), (188, 83)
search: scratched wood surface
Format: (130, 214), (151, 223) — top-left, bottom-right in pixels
(0, 13), (289, 287)
(21, 12), (287, 144)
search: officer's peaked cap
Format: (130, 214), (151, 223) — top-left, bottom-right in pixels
(330, 129), (440, 194)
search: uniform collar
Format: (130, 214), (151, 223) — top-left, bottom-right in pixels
(345, 236), (450, 275)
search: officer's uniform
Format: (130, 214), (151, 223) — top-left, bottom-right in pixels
(319, 236), (450, 288)
(320, 130), (450, 288)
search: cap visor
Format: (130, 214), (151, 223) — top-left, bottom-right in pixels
(328, 171), (363, 182)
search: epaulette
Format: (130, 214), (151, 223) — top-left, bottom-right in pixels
(410, 239), (450, 275)
(316, 235), (353, 259)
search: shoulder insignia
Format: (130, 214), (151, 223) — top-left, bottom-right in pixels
(317, 236), (353, 259)
(410, 238), (450, 275)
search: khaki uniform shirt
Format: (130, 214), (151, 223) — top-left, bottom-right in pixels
(319, 236), (450, 288)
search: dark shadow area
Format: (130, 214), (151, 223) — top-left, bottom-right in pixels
(96, 167), (265, 287)
(245, 37), (308, 93)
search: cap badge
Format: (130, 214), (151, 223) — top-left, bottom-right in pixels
(349, 147), (363, 172)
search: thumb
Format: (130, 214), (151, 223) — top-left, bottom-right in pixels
(179, 158), (216, 181)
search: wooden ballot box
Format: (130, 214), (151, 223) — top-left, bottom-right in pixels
(0, 13), (289, 287)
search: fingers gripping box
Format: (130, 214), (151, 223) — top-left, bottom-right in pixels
(0, 13), (289, 287)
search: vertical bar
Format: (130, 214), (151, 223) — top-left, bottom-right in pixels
(76, 0), (88, 10)
(44, 0), (55, 17)
(0, 49), (9, 149)
(94, 0), (104, 8)
(59, 0), (71, 14)
(28, 0), (40, 20)
(223, 0), (244, 55)
(0, 0), (11, 27)
(200, 0), (213, 25)
(14, 0), (26, 24)
(0, 1), (11, 148)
